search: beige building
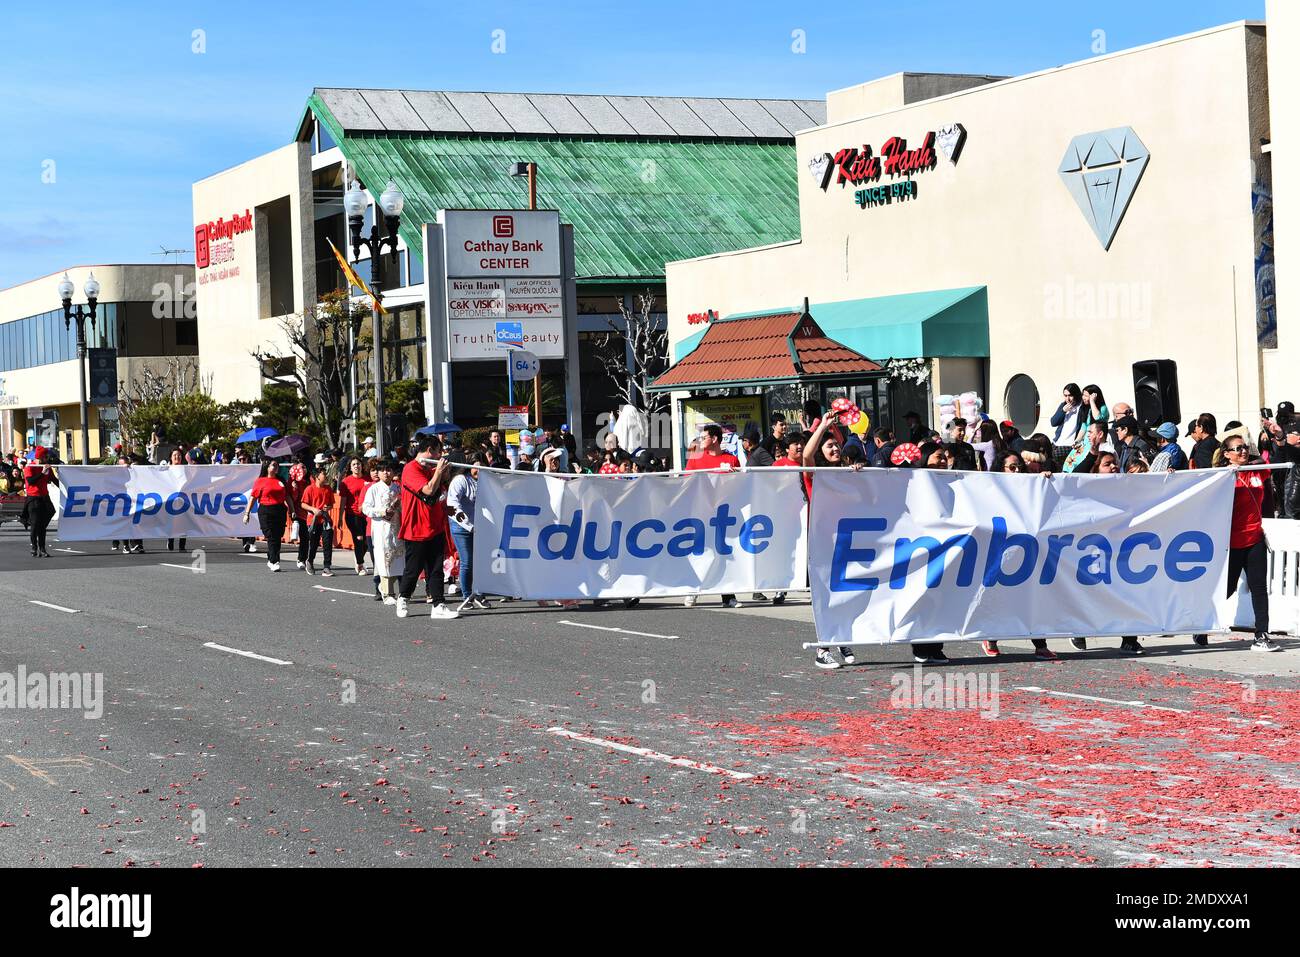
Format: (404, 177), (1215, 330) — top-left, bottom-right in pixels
(665, 21), (1287, 456)
(0, 264), (197, 461)
(192, 142), (319, 404)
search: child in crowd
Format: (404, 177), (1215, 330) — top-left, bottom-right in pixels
(298, 468), (336, 576)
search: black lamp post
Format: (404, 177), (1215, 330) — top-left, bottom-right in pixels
(58, 271), (100, 463)
(343, 177), (404, 457)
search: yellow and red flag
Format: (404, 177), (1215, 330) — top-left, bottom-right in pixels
(327, 238), (388, 315)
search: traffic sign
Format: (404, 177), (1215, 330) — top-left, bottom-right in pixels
(509, 350), (540, 381)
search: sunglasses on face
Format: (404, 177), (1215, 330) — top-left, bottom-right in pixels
(1225, 445), (1246, 454)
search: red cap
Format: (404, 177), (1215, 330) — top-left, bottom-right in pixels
(1000, 420), (1014, 428)
(32, 445), (47, 461)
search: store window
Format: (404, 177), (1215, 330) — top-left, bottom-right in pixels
(1004, 374), (1040, 432)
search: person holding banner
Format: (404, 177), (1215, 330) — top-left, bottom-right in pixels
(165, 448), (188, 553)
(801, 416), (860, 668)
(23, 446), (57, 558)
(447, 452), (491, 611)
(396, 435), (459, 621)
(683, 425), (744, 610)
(1192, 438), (1281, 653)
(243, 459), (289, 571)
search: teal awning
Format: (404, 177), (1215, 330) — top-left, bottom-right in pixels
(809, 286), (988, 359)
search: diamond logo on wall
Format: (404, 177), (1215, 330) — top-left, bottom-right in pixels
(1058, 127), (1149, 250)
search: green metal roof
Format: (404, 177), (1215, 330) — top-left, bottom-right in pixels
(308, 94), (804, 283)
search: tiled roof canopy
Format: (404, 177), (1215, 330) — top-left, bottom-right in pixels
(649, 310), (881, 391)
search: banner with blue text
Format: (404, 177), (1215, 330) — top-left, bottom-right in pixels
(474, 469), (806, 599)
(54, 465), (262, 541)
(808, 469), (1235, 643)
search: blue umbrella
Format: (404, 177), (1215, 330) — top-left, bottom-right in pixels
(236, 427), (279, 443)
(414, 423), (463, 436)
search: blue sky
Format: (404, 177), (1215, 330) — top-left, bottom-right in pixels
(0, 0), (1264, 290)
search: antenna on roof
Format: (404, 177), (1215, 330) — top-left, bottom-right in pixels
(152, 245), (193, 264)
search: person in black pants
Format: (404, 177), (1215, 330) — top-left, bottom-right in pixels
(396, 436), (459, 620)
(23, 447), (58, 558)
(242, 459), (289, 571)
(1192, 441), (1280, 652)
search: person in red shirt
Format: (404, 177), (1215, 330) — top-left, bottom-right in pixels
(297, 469), (336, 577)
(24, 445), (58, 558)
(242, 459), (290, 571)
(338, 456), (372, 576)
(397, 435), (458, 621)
(682, 424), (742, 609)
(1193, 439), (1279, 652)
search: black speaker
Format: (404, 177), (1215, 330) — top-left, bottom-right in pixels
(384, 412), (408, 450)
(1132, 359), (1180, 427)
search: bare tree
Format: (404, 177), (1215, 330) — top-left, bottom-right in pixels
(593, 292), (669, 417)
(251, 290), (369, 449)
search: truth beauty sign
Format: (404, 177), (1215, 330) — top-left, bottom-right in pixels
(807, 468), (1235, 644)
(473, 469), (807, 600)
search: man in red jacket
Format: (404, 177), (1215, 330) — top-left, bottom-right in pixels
(397, 435), (459, 621)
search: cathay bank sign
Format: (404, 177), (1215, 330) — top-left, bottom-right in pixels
(444, 210), (561, 277)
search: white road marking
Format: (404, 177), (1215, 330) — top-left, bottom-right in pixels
(202, 642), (292, 666)
(53, 547), (86, 554)
(556, 619), (678, 640)
(29, 600), (79, 614)
(1015, 686), (1274, 726)
(313, 585), (374, 597)
(159, 562), (197, 571)
(547, 727), (753, 779)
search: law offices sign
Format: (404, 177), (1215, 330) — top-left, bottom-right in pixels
(442, 210), (564, 359)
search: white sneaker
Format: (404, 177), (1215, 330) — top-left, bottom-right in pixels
(814, 648), (841, 670)
(266, 560), (275, 570)
(356, 565), (366, 576)
(305, 562), (315, 576)
(383, 595), (397, 606)
(684, 595), (698, 608)
(296, 561), (305, 570)
(723, 597), (744, 609)
(395, 598), (409, 618)
(1252, 636), (1282, 653)
(430, 603), (460, 621)
(270, 562), (281, 572)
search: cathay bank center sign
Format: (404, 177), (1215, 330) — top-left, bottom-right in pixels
(441, 210), (564, 360)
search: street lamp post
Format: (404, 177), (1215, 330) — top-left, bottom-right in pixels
(58, 271), (100, 463)
(344, 177), (404, 457)
(509, 162), (542, 425)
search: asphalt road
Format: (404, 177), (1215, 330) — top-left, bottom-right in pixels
(1, 524), (1296, 867)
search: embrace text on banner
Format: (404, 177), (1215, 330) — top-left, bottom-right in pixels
(808, 468), (1235, 644)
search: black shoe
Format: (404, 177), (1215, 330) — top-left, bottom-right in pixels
(592, 599), (610, 608)
(1119, 637), (1143, 655)
(623, 598), (640, 609)
(928, 650), (950, 662)
(1070, 637), (1088, 651)
(772, 592), (786, 606)
(38, 549), (51, 558)
(373, 590), (383, 602)
(1192, 633), (1208, 647)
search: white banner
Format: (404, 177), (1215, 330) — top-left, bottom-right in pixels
(474, 469), (806, 599)
(53, 465), (262, 541)
(808, 469), (1236, 643)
